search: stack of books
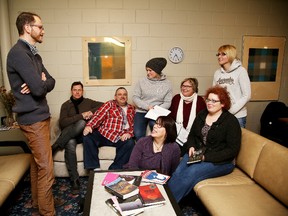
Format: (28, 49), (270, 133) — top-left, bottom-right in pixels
(141, 170), (170, 184)
(105, 176), (140, 200)
(103, 172), (166, 216)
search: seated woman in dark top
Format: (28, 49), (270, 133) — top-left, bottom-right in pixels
(168, 85), (241, 203)
(124, 116), (180, 176)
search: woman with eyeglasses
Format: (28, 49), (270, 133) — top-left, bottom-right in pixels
(213, 44), (251, 128)
(124, 116), (180, 175)
(169, 78), (206, 155)
(168, 85), (241, 203)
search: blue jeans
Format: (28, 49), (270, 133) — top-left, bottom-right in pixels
(237, 116), (246, 128)
(168, 154), (235, 202)
(54, 120), (86, 181)
(83, 130), (135, 170)
(134, 112), (155, 141)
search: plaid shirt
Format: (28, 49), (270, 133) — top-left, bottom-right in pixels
(86, 100), (135, 143)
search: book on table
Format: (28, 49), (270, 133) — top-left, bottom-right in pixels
(141, 170), (170, 184)
(105, 177), (139, 200)
(138, 183), (166, 206)
(106, 195), (144, 216)
(102, 173), (142, 187)
(118, 174), (142, 186)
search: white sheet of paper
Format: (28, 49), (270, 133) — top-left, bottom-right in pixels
(144, 105), (171, 120)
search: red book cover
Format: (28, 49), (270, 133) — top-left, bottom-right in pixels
(138, 183), (165, 206)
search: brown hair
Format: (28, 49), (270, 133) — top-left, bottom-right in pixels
(204, 85), (231, 110)
(180, 77), (199, 93)
(16, 12), (40, 35)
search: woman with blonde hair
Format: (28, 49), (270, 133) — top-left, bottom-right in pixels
(213, 44), (251, 128)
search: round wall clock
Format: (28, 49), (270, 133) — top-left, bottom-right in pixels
(168, 47), (184, 64)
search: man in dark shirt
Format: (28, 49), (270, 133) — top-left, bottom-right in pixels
(52, 81), (102, 194)
(6, 12), (59, 215)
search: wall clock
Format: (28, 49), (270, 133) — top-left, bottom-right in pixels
(168, 47), (184, 64)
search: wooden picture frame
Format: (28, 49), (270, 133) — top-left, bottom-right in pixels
(82, 36), (132, 86)
(242, 36), (286, 101)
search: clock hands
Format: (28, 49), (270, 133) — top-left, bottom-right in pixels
(173, 53), (179, 61)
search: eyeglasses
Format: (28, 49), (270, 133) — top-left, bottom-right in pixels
(154, 121), (163, 128)
(216, 52), (226, 57)
(205, 98), (220, 104)
(181, 85), (193, 88)
(30, 24), (44, 30)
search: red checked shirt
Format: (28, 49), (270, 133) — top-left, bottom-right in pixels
(86, 100), (135, 143)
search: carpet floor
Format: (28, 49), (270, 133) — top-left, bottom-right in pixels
(2, 176), (205, 216)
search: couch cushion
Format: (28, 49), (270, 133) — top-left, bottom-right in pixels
(236, 129), (267, 178)
(53, 144), (116, 162)
(0, 180), (15, 206)
(253, 140), (288, 206)
(194, 168), (255, 194)
(0, 154), (31, 186)
(197, 184), (288, 216)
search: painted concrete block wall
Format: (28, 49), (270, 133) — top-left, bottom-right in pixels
(5, 0), (288, 133)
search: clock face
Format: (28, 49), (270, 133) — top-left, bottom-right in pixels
(168, 47), (184, 64)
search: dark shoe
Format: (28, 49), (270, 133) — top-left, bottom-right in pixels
(54, 197), (66, 207)
(52, 143), (60, 155)
(71, 179), (80, 195)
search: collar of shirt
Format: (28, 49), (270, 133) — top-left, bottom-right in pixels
(20, 38), (39, 55)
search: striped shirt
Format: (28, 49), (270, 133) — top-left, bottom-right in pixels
(86, 100), (135, 143)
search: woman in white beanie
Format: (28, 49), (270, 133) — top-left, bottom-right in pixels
(133, 57), (173, 141)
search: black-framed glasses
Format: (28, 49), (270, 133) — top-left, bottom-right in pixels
(154, 121), (163, 128)
(216, 52), (226, 57)
(30, 24), (44, 30)
(205, 98), (220, 104)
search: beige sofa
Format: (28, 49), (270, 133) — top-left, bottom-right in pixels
(50, 117), (116, 177)
(194, 128), (288, 216)
(0, 129), (31, 207)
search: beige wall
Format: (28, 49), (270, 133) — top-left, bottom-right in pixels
(2, 0), (288, 133)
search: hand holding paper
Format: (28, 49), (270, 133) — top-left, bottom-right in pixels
(144, 105), (171, 120)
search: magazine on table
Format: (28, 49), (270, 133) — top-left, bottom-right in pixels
(141, 170), (170, 184)
(102, 173), (142, 186)
(106, 195), (144, 216)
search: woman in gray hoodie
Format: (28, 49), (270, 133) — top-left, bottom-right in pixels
(213, 45), (251, 128)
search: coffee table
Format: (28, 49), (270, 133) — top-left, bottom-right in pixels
(83, 170), (183, 216)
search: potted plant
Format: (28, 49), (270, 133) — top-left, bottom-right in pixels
(0, 86), (16, 127)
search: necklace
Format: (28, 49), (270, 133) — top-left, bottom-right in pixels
(153, 141), (164, 152)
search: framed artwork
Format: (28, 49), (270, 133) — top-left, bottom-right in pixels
(82, 36), (132, 86)
(242, 36), (286, 101)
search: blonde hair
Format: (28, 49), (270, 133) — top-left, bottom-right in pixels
(218, 45), (238, 63)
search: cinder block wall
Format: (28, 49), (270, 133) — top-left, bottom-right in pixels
(5, 0), (288, 133)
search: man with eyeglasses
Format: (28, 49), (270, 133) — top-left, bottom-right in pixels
(6, 12), (62, 215)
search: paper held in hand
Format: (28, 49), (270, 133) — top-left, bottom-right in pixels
(144, 105), (171, 120)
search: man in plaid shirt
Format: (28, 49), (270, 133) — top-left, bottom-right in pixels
(82, 87), (135, 170)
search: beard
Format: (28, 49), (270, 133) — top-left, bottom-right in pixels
(31, 31), (43, 43)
